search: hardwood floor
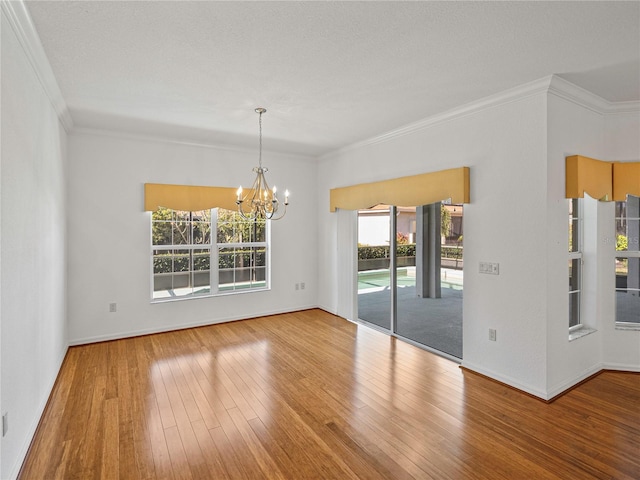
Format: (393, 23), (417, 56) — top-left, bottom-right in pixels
(19, 309), (640, 479)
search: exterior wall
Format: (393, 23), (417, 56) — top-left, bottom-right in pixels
(318, 89), (552, 397)
(1, 11), (68, 479)
(66, 131), (318, 344)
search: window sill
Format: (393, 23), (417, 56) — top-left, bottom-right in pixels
(568, 327), (597, 342)
(615, 323), (640, 332)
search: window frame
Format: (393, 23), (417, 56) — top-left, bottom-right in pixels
(568, 198), (583, 331)
(213, 208), (270, 294)
(150, 207), (270, 302)
(614, 195), (640, 329)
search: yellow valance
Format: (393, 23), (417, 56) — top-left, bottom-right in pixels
(613, 162), (640, 201)
(329, 167), (469, 212)
(565, 155), (612, 201)
(144, 183), (239, 212)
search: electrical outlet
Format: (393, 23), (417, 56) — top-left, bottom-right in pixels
(300, 282), (305, 290)
(489, 329), (497, 342)
(109, 303), (117, 313)
(2, 412), (8, 437)
(295, 283), (299, 291)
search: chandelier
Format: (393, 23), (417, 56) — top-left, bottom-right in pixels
(236, 108), (289, 221)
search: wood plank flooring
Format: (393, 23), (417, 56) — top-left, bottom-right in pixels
(19, 309), (640, 479)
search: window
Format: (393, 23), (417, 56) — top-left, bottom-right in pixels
(568, 198), (582, 330)
(615, 194), (640, 326)
(215, 208), (268, 293)
(151, 207), (268, 300)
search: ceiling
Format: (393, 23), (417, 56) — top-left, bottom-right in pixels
(24, 1), (640, 157)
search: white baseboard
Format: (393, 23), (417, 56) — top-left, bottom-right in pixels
(69, 304), (319, 346)
(9, 345), (69, 480)
(602, 362), (640, 373)
(461, 361), (549, 399)
(546, 364), (604, 400)
(464, 360), (639, 401)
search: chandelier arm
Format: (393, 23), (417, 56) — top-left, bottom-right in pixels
(235, 107), (288, 221)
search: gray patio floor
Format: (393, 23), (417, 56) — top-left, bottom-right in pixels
(358, 268), (463, 358)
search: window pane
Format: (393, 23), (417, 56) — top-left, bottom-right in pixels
(172, 249), (189, 272)
(569, 258), (581, 328)
(615, 256), (640, 324)
(252, 220), (267, 243)
(616, 257), (628, 278)
(616, 256), (640, 290)
(252, 246), (267, 267)
(616, 289), (640, 324)
(152, 222), (172, 246)
(172, 221), (191, 245)
(617, 195), (640, 252)
(192, 249), (211, 291)
(569, 218), (580, 252)
(569, 258), (581, 292)
(627, 215), (639, 252)
(234, 247), (248, 268)
(569, 291), (580, 328)
(615, 201), (627, 249)
(152, 208), (174, 246)
(153, 249), (171, 274)
(193, 249), (210, 271)
(217, 209), (239, 243)
(569, 199), (580, 253)
(192, 222), (211, 245)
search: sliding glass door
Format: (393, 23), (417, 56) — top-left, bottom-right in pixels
(357, 202), (464, 359)
(357, 206), (391, 330)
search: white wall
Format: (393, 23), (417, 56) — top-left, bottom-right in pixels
(318, 86), (552, 397)
(545, 99), (640, 388)
(317, 77), (640, 399)
(545, 93), (606, 395)
(66, 131), (317, 344)
(1, 12), (68, 479)
(603, 111), (640, 369)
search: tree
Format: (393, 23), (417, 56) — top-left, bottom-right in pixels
(441, 204), (451, 238)
(617, 234), (628, 251)
(396, 232), (409, 245)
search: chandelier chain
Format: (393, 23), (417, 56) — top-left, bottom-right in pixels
(258, 109), (263, 169)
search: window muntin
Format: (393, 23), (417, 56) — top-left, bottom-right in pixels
(568, 198), (582, 329)
(615, 195), (640, 326)
(151, 207), (268, 300)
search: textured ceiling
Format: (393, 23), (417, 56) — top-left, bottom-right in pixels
(24, 1), (640, 156)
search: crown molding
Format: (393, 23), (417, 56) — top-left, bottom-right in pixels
(320, 77), (551, 160)
(1, 0), (74, 132)
(321, 74), (639, 161)
(320, 76), (555, 160)
(547, 75), (640, 115)
(604, 100), (640, 115)
(71, 126), (317, 162)
(546, 75), (610, 114)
